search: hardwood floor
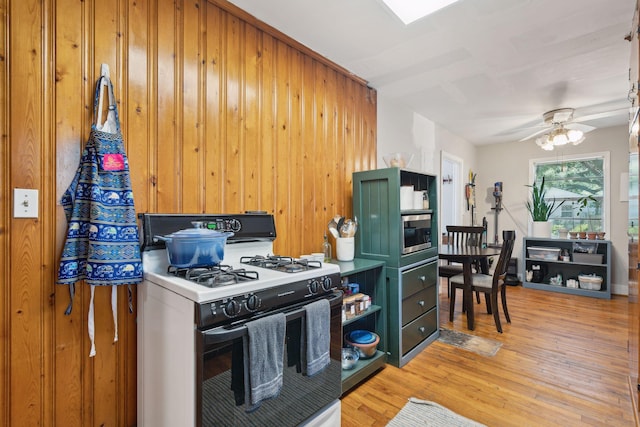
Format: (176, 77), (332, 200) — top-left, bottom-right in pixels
(341, 281), (636, 426)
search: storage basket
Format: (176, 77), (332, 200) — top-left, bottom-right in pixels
(572, 253), (604, 264)
(578, 274), (603, 291)
(527, 246), (561, 261)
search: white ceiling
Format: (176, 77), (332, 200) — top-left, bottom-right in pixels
(228, 0), (636, 145)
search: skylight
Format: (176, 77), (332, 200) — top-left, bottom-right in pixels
(381, 0), (460, 25)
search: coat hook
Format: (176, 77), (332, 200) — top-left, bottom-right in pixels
(100, 63), (110, 78)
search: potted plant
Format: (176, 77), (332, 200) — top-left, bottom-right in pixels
(574, 195), (603, 239)
(526, 177), (564, 237)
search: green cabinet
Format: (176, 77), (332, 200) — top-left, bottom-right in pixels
(352, 168), (439, 367)
(352, 167), (438, 267)
(386, 261), (439, 366)
(332, 258), (386, 394)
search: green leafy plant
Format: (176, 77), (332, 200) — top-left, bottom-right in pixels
(574, 195), (598, 231)
(525, 177), (565, 221)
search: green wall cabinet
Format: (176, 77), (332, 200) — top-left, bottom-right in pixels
(353, 168), (439, 367)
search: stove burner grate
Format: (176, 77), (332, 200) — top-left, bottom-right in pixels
(240, 255), (321, 273)
(167, 264), (259, 287)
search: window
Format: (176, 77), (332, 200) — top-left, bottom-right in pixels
(531, 153), (609, 234)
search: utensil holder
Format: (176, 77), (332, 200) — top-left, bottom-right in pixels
(336, 237), (355, 261)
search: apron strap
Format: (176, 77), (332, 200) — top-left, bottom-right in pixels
(93, 75), (121, 133)
(112, 286), (118, 343)
(88, 286), (96, 357)
(128, 285), (134, 313)
(64, 283), (75, 315)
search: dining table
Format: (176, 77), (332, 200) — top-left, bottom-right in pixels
(438, 245), (503, 330)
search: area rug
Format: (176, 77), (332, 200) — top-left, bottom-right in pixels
(437, 328), (502, 357)
(387, 397), (486, 426)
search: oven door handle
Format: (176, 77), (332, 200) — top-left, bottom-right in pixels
(200, 291), (342, 346)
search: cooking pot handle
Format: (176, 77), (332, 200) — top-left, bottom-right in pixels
(153, 235), (171, 243)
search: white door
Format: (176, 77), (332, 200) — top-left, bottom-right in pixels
(440, 151), (463, 241)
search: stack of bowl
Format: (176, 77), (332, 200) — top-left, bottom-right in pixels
(344, 330), (379, 359)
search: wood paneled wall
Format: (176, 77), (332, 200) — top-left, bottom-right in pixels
(0, 0), (377, 425)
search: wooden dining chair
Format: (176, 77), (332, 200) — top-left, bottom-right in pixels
(438, 225), (485, 297)
(449, 230), (516, 333)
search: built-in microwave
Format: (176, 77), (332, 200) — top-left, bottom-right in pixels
(402, 213), (432, 254)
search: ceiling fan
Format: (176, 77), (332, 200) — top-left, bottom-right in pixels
(519, 108), (595, 150)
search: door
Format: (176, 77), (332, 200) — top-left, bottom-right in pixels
(440, 151), (463, 242)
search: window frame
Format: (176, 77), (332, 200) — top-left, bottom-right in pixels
(529, 151), (610, 234)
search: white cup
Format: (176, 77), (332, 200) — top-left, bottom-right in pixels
(336, 237), (355, 261)
(310, 252), (324, 262)
(400, 186), (414, 210)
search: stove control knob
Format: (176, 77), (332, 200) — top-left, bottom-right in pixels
(245, 294), (261, 311)
(321, 276), (333, 292)
(224, 299), (241, 317)
(308, 279), (320, 294)
(228, 219), (242, 232)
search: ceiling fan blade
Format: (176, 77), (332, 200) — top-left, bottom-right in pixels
(573, 108), (628, 123)
(565, 123), (596, 133)
(518, 127), (551, 142)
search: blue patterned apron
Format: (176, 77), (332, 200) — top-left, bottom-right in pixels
(57, 74), (142, 356)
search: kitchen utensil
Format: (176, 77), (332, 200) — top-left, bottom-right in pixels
(337, 216), (345, 235)
(327, 219), (339, 239)
(155, 226), (233, 268)
(340, 220), (351, 237)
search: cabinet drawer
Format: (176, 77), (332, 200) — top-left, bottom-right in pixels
(401, 308), (437, 355)
(402, 285), (436, 325)
(402, 261), (437, 299)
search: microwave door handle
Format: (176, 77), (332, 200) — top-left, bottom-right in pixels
(201, 292), (342, 346)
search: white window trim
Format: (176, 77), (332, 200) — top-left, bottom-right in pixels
(528, 151), (610, 234)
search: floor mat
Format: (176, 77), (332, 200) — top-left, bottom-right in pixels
(387, 397), (486, 426)
(437, 328), (502, 357)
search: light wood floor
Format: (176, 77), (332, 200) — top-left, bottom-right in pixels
(341, 281), (636, 426)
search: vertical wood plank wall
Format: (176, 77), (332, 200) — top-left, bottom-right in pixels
(0, 0), (377, 425)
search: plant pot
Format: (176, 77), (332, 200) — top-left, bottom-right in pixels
(596, 232), (606, 240)
(578, 231), (587, 239)
(531, 221), (551, 238)
(586, 232), (597, 240)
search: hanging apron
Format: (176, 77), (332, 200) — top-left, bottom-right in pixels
(57, 74), (143, 357)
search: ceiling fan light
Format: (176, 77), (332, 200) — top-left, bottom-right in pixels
(571, 135), (585, 145)
(551, 131), (568, 146)
(536, 137), (554, 150)
(567, 129), (584, 143)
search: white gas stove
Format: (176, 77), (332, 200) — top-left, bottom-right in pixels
(142, 241), (338, 303)
(137, 213), (343, 427)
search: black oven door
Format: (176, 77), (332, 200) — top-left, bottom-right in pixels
(195, 292), (342, 427)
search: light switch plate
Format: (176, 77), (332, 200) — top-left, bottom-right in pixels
(14, 188), (39, 218)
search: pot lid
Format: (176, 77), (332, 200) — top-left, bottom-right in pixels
(168, 228), (233, 239)
(347, 330), (376, 344)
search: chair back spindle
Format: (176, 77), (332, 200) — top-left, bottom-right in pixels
(446, 225), (485, 248)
